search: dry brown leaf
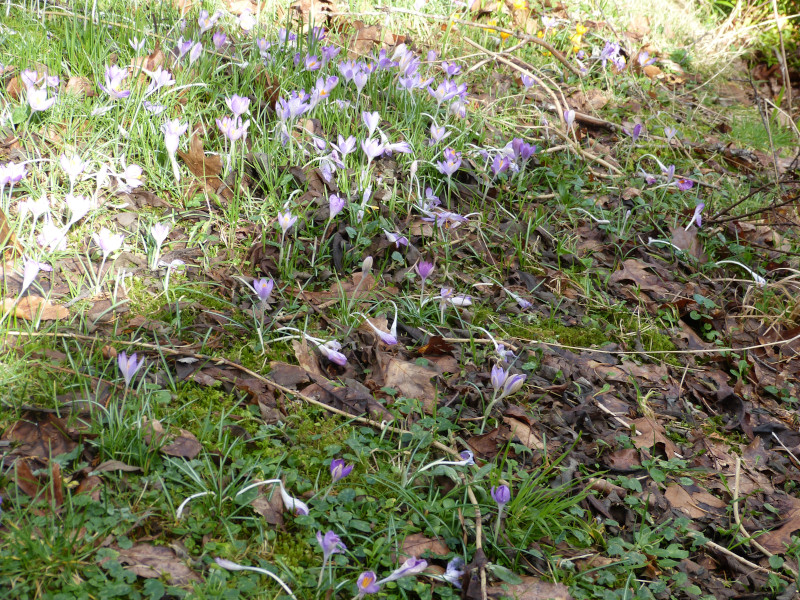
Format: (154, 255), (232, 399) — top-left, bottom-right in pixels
(268, 361), (312, 388)
(608, 259), (670, 296)
(14, 459), (41, 498)
(0, 206), (23, 257)
(756, 499), (800, 553)
(2, 296), (69, 321)
(2, 414), (78, 459)
(381, 357), (438, 412)
(487, 576), (573, 600)
(664, 484), (726, 520)
(177, 129), (233, 200)
(93, 460), (142, 473)
(670, 226), (708, 263)
(161, 429), (202, 459)
(114, 544), (202, 584)
(401, 533), (450, 559)
(131, 47), (165, 73)
(503, 417), (544, 450)
(65, 76), (95, 98)
(629, 417), (677, 458)
(251, 488), (284, 526)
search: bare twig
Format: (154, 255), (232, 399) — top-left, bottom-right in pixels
(771, 0), (793, 114)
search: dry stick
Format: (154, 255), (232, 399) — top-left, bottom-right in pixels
(464, 484), (488, 600)
(771, 0), (793, 114)
(370, 5), (582, 77)
(733, 456), (799, 579)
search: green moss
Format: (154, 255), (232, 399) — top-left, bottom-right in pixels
(504, 321), (609, 348)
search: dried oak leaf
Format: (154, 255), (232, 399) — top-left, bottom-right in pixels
(2, 413), (78, 459)
(381, 357), (439, 413)
(113, 544), (201, 585)
(161, 429), (203, 459)
(487, 576), (573, 600)
(250, 488), (284, 526)
(177, 129), (233, 201)
(65, 76), (95, 98)
(663, 484), (726, 520)
(629, 417), (677, 459)
(400, 533), (450, 560)
(2, 296), (68, 321)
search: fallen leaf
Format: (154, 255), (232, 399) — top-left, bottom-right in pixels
(503, 416), (544, 450)
(64, 76), (95, 98)
(93, 460), (142, 474)
(608, 259), (670, 296)
(755, 500), (800, 553)
(268, 361), (312, 388)
(113, 544), (201, 585)
(670, 226), (707, 263)
(401, 533), (450, 559)
(629, 417), (677, 459)
(487, 575), (573, 600)
(0, 206), (23, 257)
(2, 296), (68, 320)
(161, 430), (202, 459)
(664, 484), (726, 520)
(2, 413), (78, 459)
(381, 357), (439, 412)
(250, 488), (284, 526)
(177, 129), (233, 200)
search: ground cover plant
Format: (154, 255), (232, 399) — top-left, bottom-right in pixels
(1, 0), (800, 598)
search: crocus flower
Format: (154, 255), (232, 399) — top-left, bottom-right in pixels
(317, 530), (346, 561)
(377, 558), (428, 584)
(675, 178), (694, 191)
(441, 61), (461, 77)
(685, 202), (705, 230)
(356, 572), (381, 596)
(491, 484), (511, 505)
(143, 101), (166, 115)
(252, 278), (274, 302)
(37, 218), (67, 251)
(329, 194), (345, 218)
(20, 258), (42, 296)
(198, 9), (220, 33)
(638, 51), (656, 67)
(215, 558), (297, 599)
(277, 211), (297, 234)
(59, 154), (87, 192)
(362, 111), (380, 137)
(18, 194), (50, 222)
(28, 88), (56, 112)
(330, 458), (353, 482)
(520, 73), (535, 88)
(99, 65), (130, 99)
(237, 10), (255, 31)
(212, 31), (227, 50)
(333, 135), (357, 157)
(360, 314), (398, 345)
(500, 374), (526, 399)
(226, 94), (251, 118)
(443, 557), (465, 588)
(415, 261), (434, 282)
(361, 138), (384, 164)
(304, 54), (321, 71)
(564, 109), (576, 129)
(162, 119), (188, 182)
(492, 154), (510, 176)
(129, 37), (146, 52)
(145, 66), (175, 96)
(491, 364), (508, 392)
(118, 351), (142, 386)
(628, 123), (643, 142)
(436, 148), (462, 178)
(383, 230), (408, 248)
(65, 194), (91, 227)
(117, 161), (144, 191)
(429, 122), (450, 145)
(353, 70), (369, 93)
(661, 164), (675, 182)
(664, 126), (678, 141)
(93, 227), (124, 259)
(188, 42), (203, 65)
(317, 339), (347, 366)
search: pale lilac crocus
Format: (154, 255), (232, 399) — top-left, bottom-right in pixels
(20, 258), (43, 296)
(361, 138), (384, 166)
(28, 87), (56, 112)
(333, 135), (357, 157)
(277, 211), (297, 234)
(664, 126), (678, 141)
(18, 194), (50, 223)
(150, 223), (171, 269)
(252, 278), (274, 303)
(436, 148), (462, 178)
(118, 351), (142, 387)
(59, 154), (87, 193)
(491, 484), (511, 538)
(129, 37), (146, 52)
(628, 123), (643, 142)
(143, 101), (166, 115)
(99, 65), (130, 99)
(198, 9), (221, 34)
(188, 42), (203, 65)
(442, 557), (465, 588)
(377, 558), (428, 585)
(65, 194), (91, 228)
(176, 37), (193, 59)
(161, 119), (188, 183)
(226, 94), (251, 118)
(429, 122), (450, 145)
(520, 73), (535, 88)
(93, 227), (124, 260)
(359, 314), (397, 345)
(353, 70), (369, 94)
(415, 260), (434, 303)
(685, 202), (705, 230)
(145, 66), (175, 96)
(383, 230), (408, 248)
(212, 31), (227, 50)
(675, 178), (694, 191)
(304, 55), (321, 71)
(362, 111), (380, 137)
(661, 164), (675, 182)
(329, 194), (345, 219)
(37, 218), (67, 251)
(317, 530), (347, 587)
(117, 161), (144, 191)
(564, 109), (576, 129)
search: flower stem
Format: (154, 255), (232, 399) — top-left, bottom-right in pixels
(494, 505), (505, 541)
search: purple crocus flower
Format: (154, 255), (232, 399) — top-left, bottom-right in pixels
(118, 351), (142, 387)
(511, 138), (536, 162)
(564, 109), (576, 129)
(318, 340), (347, 366)
(491, 484), (511, 505)
(212, 30), (227, 50)
(356, 572), (381, 596)
(176, 37), (194, 59)
(638, 51), (656, 67)
(98, 65), (130, 99)
(436, 148), (462, 178)
(28, 88), (57, 112)
(313, 75), (339, 100)
(162, 119), (188, 156)
(441, 61), (461, 77)
(252, 278), (274, 302)
(276, 91), (309, 121)
(629, 123), (643, 142)
(330, 458), (353, 482)
(383, 230), (408, 248)
(500, 374), (526, 398)
(600, 41), (621, 69)
(353, 70), (369, 93)
(664, 126), (678, 141)
(226, 94), (251, 117)
(520, 74), (535, 88)
(492, 154), (510, 176)
(198, 9), (221, 33)
(428, 81), (459, 105)
(321, 45), (340, 64)
(362, 111), (380, 137)
(491, 364), (508, 392)
(277, 27), (296, 44)
(686, 202), (705, 229)
(661, 164), (675, 182)
(188, 42), (203, 65)
(304, 54), (321, 71)
(443, 557), (465, 588)
(317, 530), (346, 561)
(328, 194), (346, 218)
(415, 261), (434, 281)
(429, 123), (450, 145)
(145, 66), (175, 96)
(676, 178), (694, 191)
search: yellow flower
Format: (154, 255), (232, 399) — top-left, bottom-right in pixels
(512, 0), (527, 8)
(537, 30), (544, 38)
(500, 31), (511, 41)
(575, 23), (587, 35)
(569, 32), (583, 48)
